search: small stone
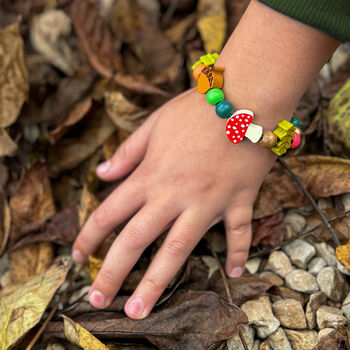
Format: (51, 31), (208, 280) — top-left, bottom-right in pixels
(284, 210), (306, 234)
(285, 270), (319, 294)
(318, 328), (335, 341)
(315, 242), (338, 267)
(305, 291), (327, 329)
(317, 267), (349, 301)
(316, 305), (347, 329)
(241, 296), (280, 339)
(227, 324), (255, 350)
(45, 343), (65, 350)
(265, 251), (293, 278)
(259, 341), (270, 350)
(245, 258), (262, 275)
(270, 287), (307, 305)
(259, 271), (284, 287)
(317, 198), (333, 210)
(341, 292), (350, 320)
(267, 328), (292, 350)
(337, 261), (350, 276)
(283, 239), (316, 269)
(252, 340), (260, 350)
(273, 299), (307, 329)
(342, 193), (350, 211)
(201, 256), (219, 278)
(308, 257), (327, 276)
(285, 330), (318, 350)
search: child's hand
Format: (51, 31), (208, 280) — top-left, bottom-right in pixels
(72, 88), (276, 319)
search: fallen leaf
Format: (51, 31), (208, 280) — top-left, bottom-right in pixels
(70, 0), (120, 79)
(336, 244), (350, 270)
(0, 261), (69, 350)
(8, 208), (79, 252)
(48, 97), (92, 145)
(48, 112), (116, 176)
(326, 78), (350, 157)
(105, 91), (149, 132)
(62, 315), (110, 350)
(79, 185), (100, 228)
(306, 208), (350, 244)
(0, 128), (17, 157)
(208, 271), (273, 306)
(254, 156), (350, 219)
(46, 290), (248, 350)
(9, 162), (55, 245)
(252, 212), (285, 247)
(313, 326), (350, 349)
(0, 21), (29, 128)
(31, 8), (78, 76)
(0, 188), (10, 256)
(197, 0), (226, 53)
(9, 242), (54, 283)
(164, 14), (196, 45)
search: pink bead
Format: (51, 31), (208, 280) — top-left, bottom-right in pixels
(290, 131), (300, 149)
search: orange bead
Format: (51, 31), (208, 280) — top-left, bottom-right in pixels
(193, 64), (206, 80)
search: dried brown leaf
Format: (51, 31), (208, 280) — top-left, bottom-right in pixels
(0, 261), (69, 350)
(313, 326), (350, 349)
(48, 112), (116, 176)
(31, 8), (78, 76)
(0, 22), (29, 128)
(105, 91), (149, 132)
(9, 242), (54, 283)
(336, 244), (350, 270)
(79, 185), (100, 228)
(47, 290), (247, 350)
(0, 128), (17, 157)
(254, 156), (350, 219)
(9, 162), (55, 245)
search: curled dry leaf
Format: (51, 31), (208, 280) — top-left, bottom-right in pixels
(48, 97), (92, 145)
(0, 21), (29, 128)
(9, 242), (54, 283)
(48, 112), (116, 176)
(105, 91), (149, 133)
(313, 326), (350, 350)
(31, 8), (78, 76)
(197, 0), (226, 53)
(254, 156), (350, 219)
(9, 162), (55, 245)
(0, 188), (10, 256)
(0, 261), (69, 350)
(47, 290), (248, 350)
(336, 244), (350, 270)
(62, 315), (110, 350)
(326, 78), (350, 157)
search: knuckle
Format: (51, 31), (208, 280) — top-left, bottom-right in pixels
(93, 204), (112, 230)
(165, 237), (189, 257)
(98, 268), (116, 288)
(123, 225), (145, 250)
(227, 222), (251, 236)
(143, 277), (164, 293)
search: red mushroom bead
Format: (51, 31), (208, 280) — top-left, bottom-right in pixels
(225, 110), (254, 144)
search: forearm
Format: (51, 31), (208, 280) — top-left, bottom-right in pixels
(215, 0), (340, 130)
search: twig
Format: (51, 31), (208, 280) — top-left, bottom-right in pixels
(205, 235), (248, 350)
(249, 209), (350, 259)
(278, 157), (340, 246)
(25, 263), (84, 350)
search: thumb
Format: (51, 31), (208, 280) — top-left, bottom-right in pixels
(96, 111), (159, 181)
(224, 206), (252, 278)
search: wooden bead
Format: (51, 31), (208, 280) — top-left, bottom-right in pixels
(259, 130), (277, 148)
(197, 66), (224, 94)
(193, 64), (206, 80)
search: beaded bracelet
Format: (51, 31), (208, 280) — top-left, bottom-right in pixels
(192, 53), (302, 156)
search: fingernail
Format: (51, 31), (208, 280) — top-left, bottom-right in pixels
(127, 298), (145, 318)
(89, 290), (105, 308)
(72, 249), (85, 263)
(97, 160), (110, 174)
(230, 267), (243, 278)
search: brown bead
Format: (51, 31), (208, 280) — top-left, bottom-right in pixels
(259, 130), (277, 148)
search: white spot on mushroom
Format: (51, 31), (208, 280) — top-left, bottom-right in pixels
(233, 140), (237, 143)
(235, 130), (239, 133)
(228, 125), (231, 128)
(226, 131), (230, 134)
(241, 124), (245, 128)
(245, 119), (248, 122)
(233, 126), (237, 129)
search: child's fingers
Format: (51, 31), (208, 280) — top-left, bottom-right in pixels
(88, 199), (181, 309)
(224, 206), (252, 278)
(123, 205), (215, 319)
(96, 111), (159, 181)
(72, 178), (145, 262)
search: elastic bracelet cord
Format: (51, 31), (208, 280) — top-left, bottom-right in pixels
(192, 53), (302, 156)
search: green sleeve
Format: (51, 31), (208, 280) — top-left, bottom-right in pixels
(258, 0), (350, 41)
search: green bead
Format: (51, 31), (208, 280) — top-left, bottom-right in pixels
(215, 100), (234, 119)
(206, 88), (224, 105)
(290, 116), (301, 128)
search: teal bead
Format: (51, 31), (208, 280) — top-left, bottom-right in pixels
(215, 100), (234, 119)
(290, 116), (301, 128)
(206, 88), (224, 105)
